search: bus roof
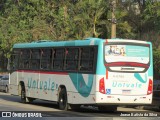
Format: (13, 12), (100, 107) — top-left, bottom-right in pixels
(13, 38), (151, 49)
(13, 38), (105, 49)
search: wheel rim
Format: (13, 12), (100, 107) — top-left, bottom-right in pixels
(60, 93), (66, 108)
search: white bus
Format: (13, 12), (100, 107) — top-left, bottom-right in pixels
(9, 38), (153, 111)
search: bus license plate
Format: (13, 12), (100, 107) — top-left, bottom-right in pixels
(122, 90), (131, 95)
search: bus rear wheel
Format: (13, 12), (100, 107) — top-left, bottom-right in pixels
(58, 88), (68, 110)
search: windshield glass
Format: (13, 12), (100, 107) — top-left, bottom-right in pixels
(105, 44), (150, 64)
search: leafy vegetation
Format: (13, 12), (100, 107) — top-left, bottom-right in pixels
(153, 48), (160, 80)
(0, 0), (160, 79)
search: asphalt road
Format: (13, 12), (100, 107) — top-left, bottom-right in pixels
(0, 92), (160, 119)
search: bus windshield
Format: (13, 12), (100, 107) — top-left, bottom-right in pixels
(104, 44), (150, 72)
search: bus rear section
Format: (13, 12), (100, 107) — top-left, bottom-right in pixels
(96, 40), (153, 105)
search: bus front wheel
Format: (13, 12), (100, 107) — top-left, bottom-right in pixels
(58, 88), (68, 110)
(21, 86), (26, 103)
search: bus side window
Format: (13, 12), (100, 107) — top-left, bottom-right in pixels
(30, 49), (40, 69)
(19, 49), (30, 69)
(65, 48), (79, 71)
(79, 47), (95, 72)
(53, 48), (65, 71)
(40, 49), (52, 70)
(10, 49), (20, 70)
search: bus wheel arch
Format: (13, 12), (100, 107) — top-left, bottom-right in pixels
(58, 85), (68, 110)
(18, 81), (35, 103)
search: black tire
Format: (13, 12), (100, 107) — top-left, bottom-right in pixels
(58, 88), (68, 110)
(21, 86), (26, 103)
(98, 105), (117, 112)
(5, 86), (9, 93)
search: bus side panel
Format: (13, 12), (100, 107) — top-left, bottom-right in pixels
(24, 73), (71, 102)
(25, 72), (40, 99)
(22, 72), (97, 104)
(70, 73), (96, 104)
(38, 73), (67, 101)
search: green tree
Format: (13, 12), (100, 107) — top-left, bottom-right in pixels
(70, 0), (110, 39)
(153, 49), (160, 79)
(140, 0), (160, 49)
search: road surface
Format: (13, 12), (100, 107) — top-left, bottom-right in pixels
(0, 92), (159, 119)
